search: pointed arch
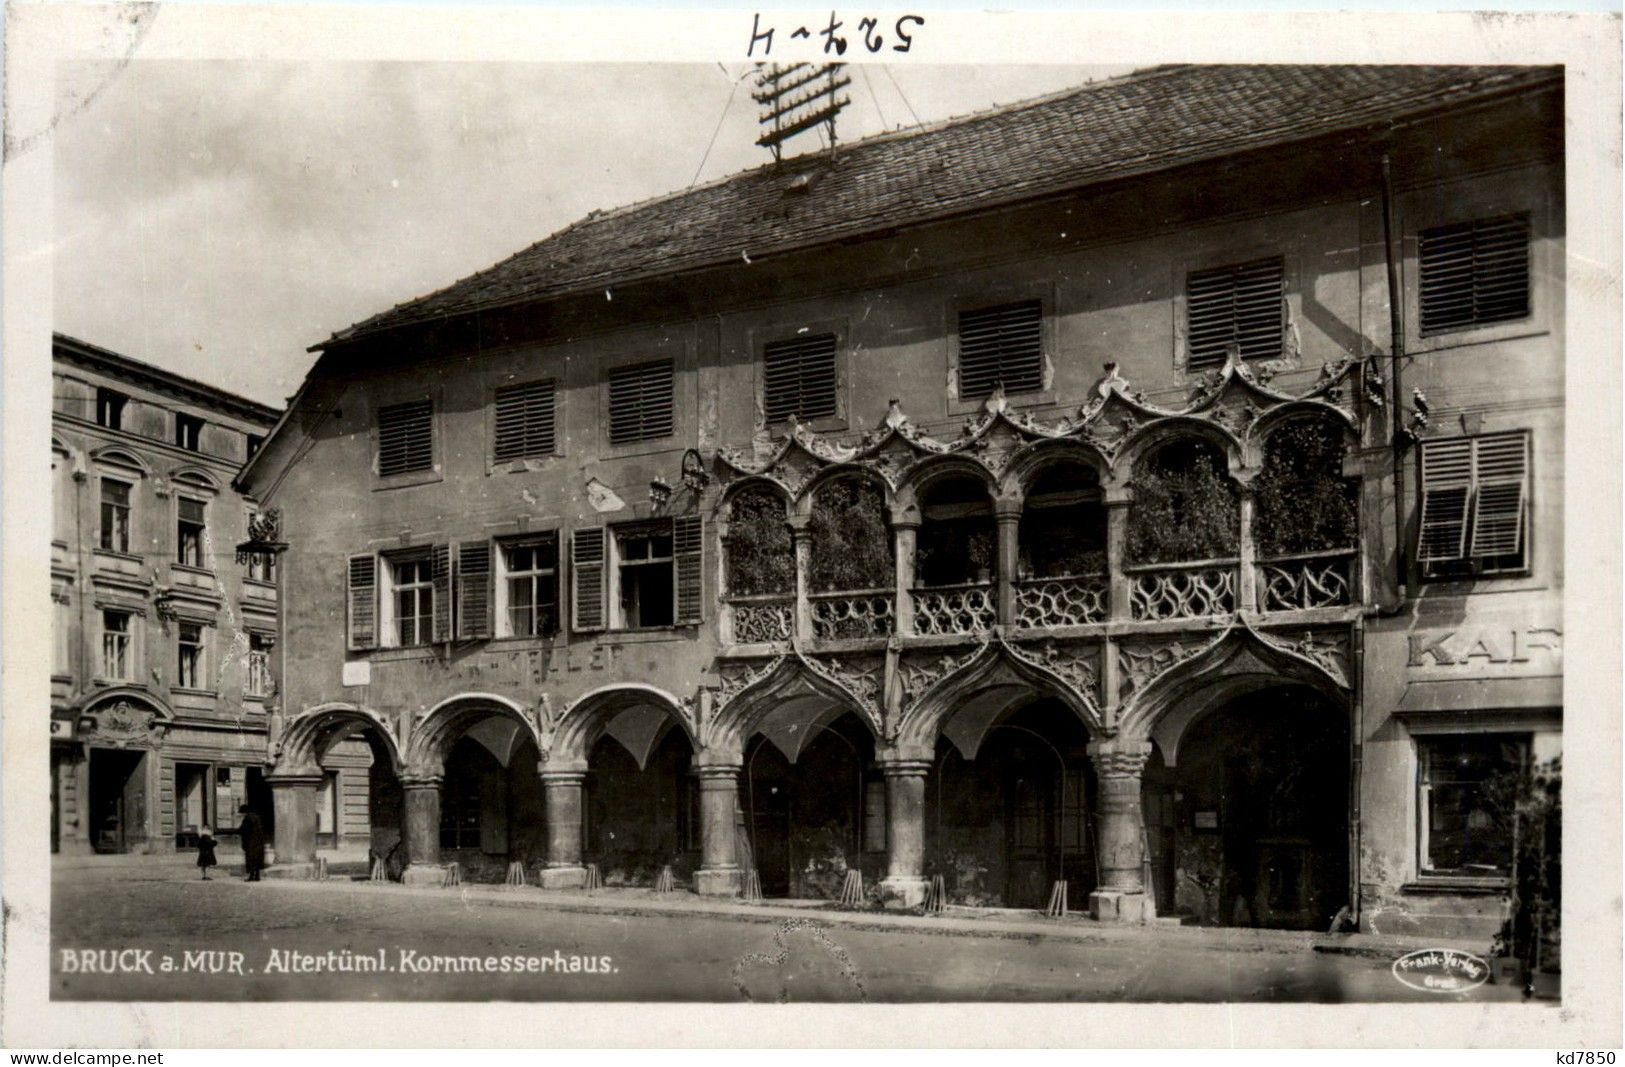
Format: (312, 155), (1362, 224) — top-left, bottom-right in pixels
(999, 437), (1110, 501)
(406, 692), (542, 775)
(711, 653), (880, 762)
(552, 683), (694, 768)
(276, 701), (403, 777)
(1248, 400), (1360, 469)
(893, 452), (998, 522)
(1114, 416), (1246, 481)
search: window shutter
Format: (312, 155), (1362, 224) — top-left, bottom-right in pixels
(1470, 433), (1529, 558)
(608, 361), (675, 444)
(347, 554), (377, 651)
(763, 334), (838, 423)
(673, 516), (704, 625)
(457, 540), (493, 639)
(1186, 257), (1285, 370)
(957, 301), (1044, 400)
(1419, 214), (1530, 335)
(377, 399), (434, 477)
(571, 528), (606, 633)
(493, 380), (557, 460)
(431, 543), (452, 642)
(1417, 438), (1473, 563)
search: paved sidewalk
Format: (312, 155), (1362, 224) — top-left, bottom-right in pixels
(249, 868), (1492, 962)
(53, 845), (373, 868)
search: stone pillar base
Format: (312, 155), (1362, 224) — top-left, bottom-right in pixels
(1090, 889), (1146, 923)
(693, 867), (742, 897)
(401, 864), (448, 887)
(539, 865), (588, 890)
(878, 876), (928, 909)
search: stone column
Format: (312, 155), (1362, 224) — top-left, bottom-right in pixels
(877, 754), (932, 908)
(694, 764), (743, 896)
(790, 519), (814, 643)
(399, 776), (444, 884)
(1087, 739), (1153, 922)
(1237, 483), (1258, 612)
(538, 769), (588, 889)
(1105, 490), (1132, 622)
(268, 773), (322, 873)
(993, 501), (1022, 628)
(892, 520), (918, 635)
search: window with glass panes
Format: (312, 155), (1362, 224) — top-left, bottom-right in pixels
(101, 610), (131, 679)
(501, 536), (558, 637)
(391, 557), (434, 646)
(615, 525), (675, 628)
(177, 622), (204, 689)
(176, 497), (206, 567)
(246, 633), (272, 698)
(1418, 733), (1528, 879)
(100, 479), (131, 553)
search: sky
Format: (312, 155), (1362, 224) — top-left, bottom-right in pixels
(53, 61), (1126, 407)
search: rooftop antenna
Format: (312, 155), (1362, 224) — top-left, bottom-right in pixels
(753, 62), (851, 167)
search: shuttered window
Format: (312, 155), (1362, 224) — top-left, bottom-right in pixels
(346, 554), (377, 651)
(763, 333), (838, 423)
(457, 540), (493, 640)
(571, 528), (607, 633)
(431, 544), (453, 643)
(674, 516), (705, 625)
(377, 399), (434, 476)
(493, 380), (557, 460)
(957, 301), (1044, 400)
(1418, 214), (1530, 336)
(1186, 257), (1285, 370)
(607, 361), (675, 444)
(1418, 431), (1531, 578)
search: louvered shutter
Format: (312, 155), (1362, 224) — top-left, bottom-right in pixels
(763, 334), (838, 423)
(1417, 438), (1473, 563)
(377, 399), (434, 476)
(431, 544), (452, 642)
(493, 380), (556, 460)
(608, 361), (675, 444)
(457, 540), (493, 639)
(347, 554), (377, 651)
(1419, 215), (1530, 335)
(957, 301), (1044, 400)
(571, 528), (606, 632)
(673, 516), (704, 625)
(1470, 433), (1529, 558)
(1187, 257), (1285, 370)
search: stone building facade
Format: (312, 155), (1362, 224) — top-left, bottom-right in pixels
(51, 335), (285, 854)
(240, 65), (1563, 936)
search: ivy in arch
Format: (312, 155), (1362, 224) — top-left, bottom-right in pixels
(808, 477), (893, 592)
(1254, 418), (1358, 556)
(1126, 438), (1239, 565)
(725, 485), (795, 596)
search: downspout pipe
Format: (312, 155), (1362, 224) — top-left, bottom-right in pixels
(1379, 151), (1408, 603)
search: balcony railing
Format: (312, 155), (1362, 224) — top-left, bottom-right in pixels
(911, 582), (997, 637)
(1015, 574), (1108, 628)
(1258, 549), (1356, 612)
(810, 588), (895, 640)
(1126, 559), (1238, 621)
(727, 593), (794, 644)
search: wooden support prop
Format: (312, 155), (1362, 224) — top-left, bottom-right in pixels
(504, 861), (526, 888)
(584, 863), (602, 892)
(1045, 879), (1069, 918)
(370, 857), (387, 883)
(654, 865), (675, 894)
(924, 874), (947, 914)
(310, 857), (328, 882)
(838, 868), (864, 908)
(442, 863), (462, 888)
(742, 869), (763, 904)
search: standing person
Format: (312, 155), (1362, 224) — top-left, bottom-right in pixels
(238, 804), (266, 881)
(196, 826), (218, 880)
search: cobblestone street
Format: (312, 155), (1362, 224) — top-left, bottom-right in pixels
(49, 861), (1532, 1003)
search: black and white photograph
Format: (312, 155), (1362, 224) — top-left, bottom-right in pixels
(2, 2), (1619, 1050)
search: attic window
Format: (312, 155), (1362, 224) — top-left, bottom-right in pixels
(608, 361), (675, 445)
(763, 333), (837, 423)
(377, 399), (434, 477)
(493, 379), (557, 460)
(1186, 256), (1285, 370)
(1418, 214), (1530, 336)
(957, 301), (1044, 400)
(175, 412), (204, 452)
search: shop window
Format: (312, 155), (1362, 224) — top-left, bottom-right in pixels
(497, 534), (560, 638)
(99, 478), (131, 553)
(763, 333), (837, 423)
(96, 388), (127, 430)
(1186, 256), (1285, 370)
(1418, 213), (1530, 336)
(493, 379), (557, 461)
(607, 360), (674, 444)
(176, 497), (206, 568)
(1418, 431), (1531, 578)
(376, 399), (434, 477)
(175, 412), (204, 452)
(1418, 733), (1529, 880)
(176, 622), (204, 689)
(101, 610), (132, 680)
(957, 301), (1043, 400)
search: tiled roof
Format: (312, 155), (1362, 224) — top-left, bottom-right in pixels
(331, 64), (1559, 345)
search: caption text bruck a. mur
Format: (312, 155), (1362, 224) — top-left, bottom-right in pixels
(57, 947), (618, 976)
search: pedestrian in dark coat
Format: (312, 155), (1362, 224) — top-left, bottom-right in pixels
(238, 805), (266, 881)
(196, 826), (218, 880)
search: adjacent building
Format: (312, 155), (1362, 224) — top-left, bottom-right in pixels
(52, 335), (283, 854)
(238, 64), (1563, 937)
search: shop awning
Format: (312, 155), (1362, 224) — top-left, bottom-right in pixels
(1394, 675), (1562, 715)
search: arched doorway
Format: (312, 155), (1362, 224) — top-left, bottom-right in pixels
(586, 724), (695, 886)
(1144, 684), (1349, 929)
(273, 703), (406, 871)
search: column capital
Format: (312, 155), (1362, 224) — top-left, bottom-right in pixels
(876, 757), (933, 778)
(694, 763), (742, 783)
(538, 769), (587, 786)
(1086, 739), (1153, 778)
(399, 775), (443, 791)
(993, 500), (1024, 522)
